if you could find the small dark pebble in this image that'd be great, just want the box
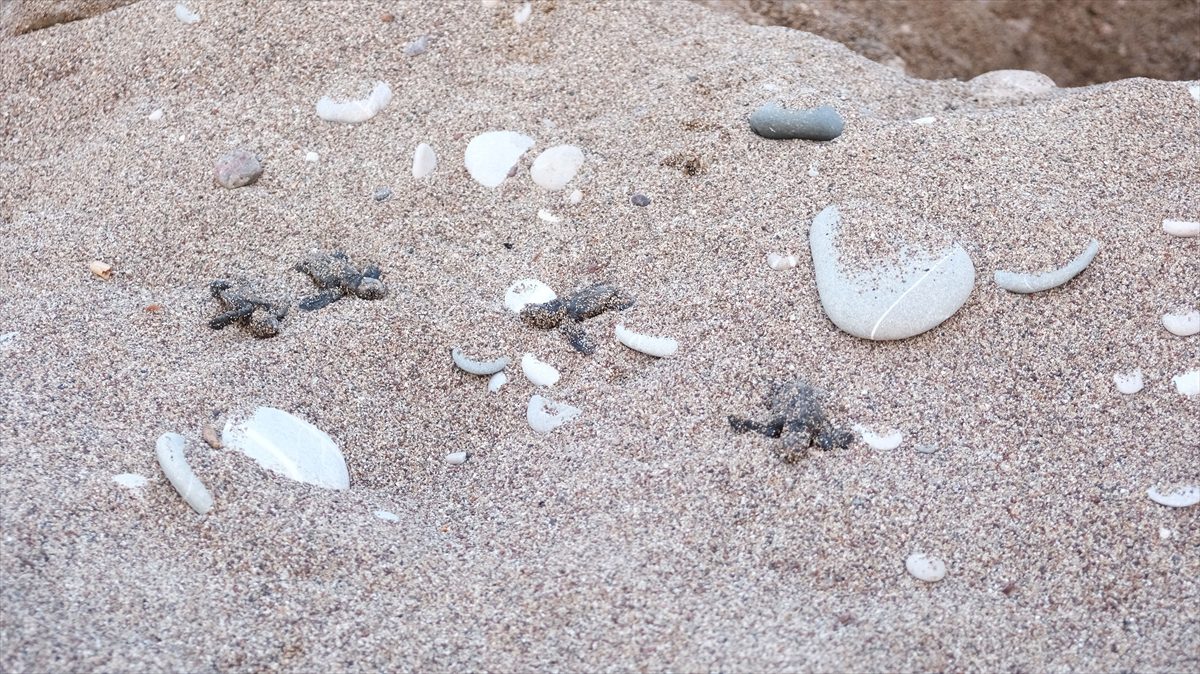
[630,194,650,207]
[503,242,514,250]
[373,187,392,202]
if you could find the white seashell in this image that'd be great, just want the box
[994,239,1099,294]
[113,473,148,489]
[537,209,561,224]
[155,432,214,514]
[412,142,437,178]
[1163,219,1200,237]
[174,4,200,24]
[1173,369,1199,396]
[766,253,798,271]
[521,354,560,387]
[404,35,431,57]
[1147,485,1200,508]
[1190,84,1200,102]
[315,81,392,124]
[905,552,946,582]
[504,278,556,312]
[615,324,678,358]
[568,189,583,205]
[912,116,936,125]
[807,163,819,177]
[488,371,508,393]
[1162,310,1200,337]
[148,109,164,122]
[304,151,319,163]
[451,347,509,376]
[513,1,532,24]
[1112,370,1144,395]
[854,425,903,450]
[464,131,535,188]
[530,145,584,190]
[0,332,17,351]
[222,407,350,490]
[374,510,400,522]
[445,452,468,465]
[527,394,581,434]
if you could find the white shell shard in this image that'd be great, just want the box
[412,142,437,178]
[853,425,903,450]
[537,209,561,224]
[464,131,535,188]
[445,451,468,465]
[905,552,946,582]
[174,4,200,24]
[304,151,319,163]
[113,473,148,489]
[766,253,798,271]
[0,331,17,351]
[451,347,509,376]
[1113,370,1144,395]
[488,371,508,393]
[912,116,936,125]
[568,189,583,205]
[809,205,975,340]
[148,108,164,122]
[374,510,400,522]
[1190,84,1200,102]
[1163,219,1200,237]
[222,407,350,490]
[615,324,678,358]
[521,353,560,387]
[155,432,214,515]
[1173,369,1200,396]
[513,1,532,24]
[315,81,392,124]
[1162,310,1200,337]
[504,278,556,312]
[994,239,1100,294]
[968,69,1055,101]
[527,395,581,434]
[1147,485,1200,508]
[530,145,584,190]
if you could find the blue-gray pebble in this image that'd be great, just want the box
[749,103,844,141]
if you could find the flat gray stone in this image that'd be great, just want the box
[809,205,975,340]
[749,103,844,141]
[213,149,262,189]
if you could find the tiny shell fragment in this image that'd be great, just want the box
[89,261,113,280]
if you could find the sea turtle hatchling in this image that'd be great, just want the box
[207,279,288,338]
[728,379,853,462]
[294,250,387,311]
[519,282,635,354]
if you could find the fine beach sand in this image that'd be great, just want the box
[1,1,1198,671]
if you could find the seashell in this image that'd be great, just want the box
[488,371,508,393]
[174,4,200,24]
[905,552,946,582]
[445,452,468,465]
[305,151,319,163]
[113,473,148,489]
[615,323,678,358]
[1162,310,1199,337]
[451,347,509,376]
[521,354,560,387]
[315,81,392,124]
[155,432,214,514]
[464,131,534,188]
[1173,369,1199,396]
[513,1,532,24]
[527,394,581,434]
[89,260,113,280]
[568,189,583,205]
[1112,370,1144,394]
[530,145,584,190]
[994,239,1099,294]
[504,278,556,312]
[854,425,902,450]
[412,142,437,178]
[222,407,349,490]
[1163,219,1200,237]
[1147,485,1200,508]
[374,510,400,522]
[148,109,164,121]
[766,253,798,271]
[537,209,561,224]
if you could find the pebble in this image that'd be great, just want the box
[222,407,350,490]
[568,189,583,205]
[969,69,1055,101]
[527,395,581,434]
[530,145,584,190]
[994,239,1099,294]
[112,473,148,489]
[1161,310,1199,337]
[155,433,214,515]
[1190,84,1200,102]
[809,205,975,340]
[1163,219,1200,237]
[504,278,556,312]
[89,260,113,280]
[213,149,263,189]
[630,193,650,207]
[749,103,844,141]
[0,332,17,351]
[374,510,400,522]
[914,444,939,454]
[521,353,560,387]
[537,209,561,224]
[412,142,437,178]
[1113,370,1144,394]
[464,131,534,188]
[1147,485,1200,508]
[807,163,819,177]
[1173,369,1199,396]
[766,253,798,271]
[905,552,947,582]
[912,116,936,125]
[305,151,319,163]
[513,1,532,24]
[315,81,392,124]
[445,452,468,465]
[373,186,392,202]
[148,108,164,121]
[854,425,903,450]
[404,35,430,57]
[174,3,200,24]
[488,371,508,393]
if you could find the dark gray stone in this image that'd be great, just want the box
[749,103,845,141]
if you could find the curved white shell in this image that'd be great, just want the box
[527,395,581,434]
[504,278,556,313]
[155,432,214,514]
[1147,485,1200,508]
[1173,369,1199,396]
[994,239,1099,294]
[615,324,678,358]
[1163,219,1200,237]
[905,552,946,582]
[1162,310,1200,337]
[854,425,903,450]
[488,371,508,393]
[1112,370,1144,395]
[530,145,584,190]
[315,81,392,124]
[766,253,798,271]
[222,407,349,490]
[521,354,560,387]
[412,143,438,178]
[451,348,509,376]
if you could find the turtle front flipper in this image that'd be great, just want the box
[560,321,596,355]
[209,302,254,330]
[728,416,785,438]
[298,290,342,311]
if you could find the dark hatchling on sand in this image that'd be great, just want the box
[207,279,289,338]
[520,282,634,354]
[295,250,387,311]
[728,379,854,462]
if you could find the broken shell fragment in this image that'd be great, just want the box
[1147,485,1200,508]
[615,324,678,358]
[504,278,556,312]
[222,407,350,490]
[854,425,903,450]
[905,552,946,582]
[1161,310,1199,337]
[527,394,581,434]
[412,142,437,178]
[89,260,113,280]
[1163,219,1200,237]
[1112,370,1144,395]
[766,253,798,271]
[994,239,1099,294]
[155,432,214,515]
[521,353,560,387]
[445,451,468,465]
[1173,369,1199,396]
[488,371,508,393]
[315,81,392,124]
[452,348,509,376]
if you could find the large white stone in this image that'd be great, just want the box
[222,407,349,490]
[530,145,584,190]
[464,131,534,188]
[809,205,976,340]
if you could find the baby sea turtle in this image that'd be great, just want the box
[520,282,634,354]
[294,250,386,311]
[728,379,853,462]
[207,279,288,338]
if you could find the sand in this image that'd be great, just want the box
[1,1,1198,671]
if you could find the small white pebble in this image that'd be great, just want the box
[1162,310,1200,337]
[112,473,148,488]
[521,353,560,387]
[488,371,508,393]
[807,163,819,177]
[513,1,532,24]
[1159,527,1173,540]
[445,451,468,465]
[412,142,437,178]
[1189,84,1200,102]
[766,252,798,271]
[537,209,561,224]
[1163,219,1200,237]
[304,151,319,163]
[905,552,946,582]
[854,425,903,450]
[1113,370,1144,394]
[568,189,583,205]
[374,510,400,522]
[174,3,200,24]
[912,116,936,125]
[1172,369,1199,396]
[148,109,164,122]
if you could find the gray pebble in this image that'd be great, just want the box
[213,149,263,189]
[914,444,939,454]
[630,193,650,207]
[749,103,844,141]
[373,187,392,202]
[404,34,430,57]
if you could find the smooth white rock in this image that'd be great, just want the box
[1173,369,1199,396]
[905,552,946,582]
[854,425,903,450]
[969,69,1055,100]
[912,116,936,125]
[113,473,148,489]
[174,4,200,24]
[1147,485,1200,508]
[222,407,349,490]
[527,395,581,434]
[1162,310,1200,337]
[568,189,583,205]
[148,109,164,122]
[513,1,532,24]
[374,510,400,522]
[766,253,798,271]
[530,145,584,190]
[521,354,560,387]
[1160,527,1173,540]
[315,81,392,124]
[412,142,437,178]
[451,348,509,376]
[1163,219,1200,237]
[615,324,678,358]
[488,371,508,393]
[1113,370,1144,395]
[1190,84,1200,102]
[304,151,319,163]
[504,278,556,312]
[445,452,468,465]
[464,131,534,188]
[807,163,819,177]
[994,239,1099,294]
[809,205,975,340]
[155,432,214,515]
[537,209,561,224]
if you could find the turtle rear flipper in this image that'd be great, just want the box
[561,322,596,355]
[208,302,254,330]
[299,290,342,311]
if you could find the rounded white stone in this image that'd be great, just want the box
[304,151,319,163]
[488,371,508,393]
[464,131,534,188]
[174,3,200,24]
[521,353,560,387]
[148,109,164,122]
[1162,310,1199,337]
[1172,369,1199,396]
[1163,219,1200,237]
[504,278,556,312]
[530,145,584,190]
[374,510,400,522]
[222,407,349,490]
[1113,370,1144,395]
[412,142,437,178]
[568,189,583,205]
[1147,485,1200,508]
[445,451,468,465]
[905,552,946,582]
[513,1,532,24]
[766,253,798,271]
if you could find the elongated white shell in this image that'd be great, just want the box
[1173,369,1200,396]
[1162,310,1200,337]
[994,239,1099,294]
[315,81,392,124]
[854,425,903,450]
[488,371,508,393]
[174,4,200,24]
[412,142,437,178]
[1163,219,1200,237]
[451,347,509,376]
[905,552,946,582]
[155,432,214,514]
[521,354,560,387]
[1147,485,1200,508]
[1113,370,1144,394]
[113,473,148,489]
[766,253,798,271]
[615,324,678,358]
[222,407,350,490]
[527,395,581,434]
[504,278,556,312]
